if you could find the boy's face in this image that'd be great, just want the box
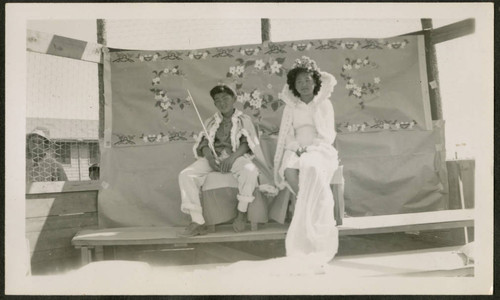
[28,135,50,155]
[213,92,236,115]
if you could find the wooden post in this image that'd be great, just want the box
[261,18,271,43]
[80,247,93,265]
[421,19,443,120]
[97,19,107,139]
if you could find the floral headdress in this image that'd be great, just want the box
[291,56,320,72]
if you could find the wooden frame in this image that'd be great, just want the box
[26,180,100,194]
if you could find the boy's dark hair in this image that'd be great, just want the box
[286,67,322,98]
[210,85,235,99]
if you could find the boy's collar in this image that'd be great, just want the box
[215,108,242,121]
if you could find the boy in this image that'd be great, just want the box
[26,127,68,182]
[178,84,268,237]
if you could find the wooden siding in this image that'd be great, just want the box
[26,190,99,274]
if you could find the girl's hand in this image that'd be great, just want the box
[295,146,307,157]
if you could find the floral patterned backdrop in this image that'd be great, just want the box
[106,35,431,147]
[98,35,445,227]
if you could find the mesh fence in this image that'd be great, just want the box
[26,51,100,182]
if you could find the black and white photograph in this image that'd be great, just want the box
[5,2,494,295]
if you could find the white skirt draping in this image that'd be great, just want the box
[285,143,339,264]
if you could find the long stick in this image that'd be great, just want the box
[186,89,219,161]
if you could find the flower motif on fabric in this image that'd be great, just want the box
[114,134,136,145]
[336,119,418,133]
[213,48,235,58]
[168,131,196,141]
[290,42,313,51]
[340,57,381,109]
[315,40,338,50]
[151,67,184,86]
[264,43,287,54]
[238,47,261,56]
[139,131,196,143]
[140,133,169,143]
[254,59,266,70]
[339,41,360,50]
[187,51,210,60]
[138,53,160,62]
[149,67,190,121]
[227,57,286,78]
[385,39,410,49]
[360,39,385,49]
[112,53,135,63]
[160,51,183,60]
[151,90,191,121]
[235,83,284,122]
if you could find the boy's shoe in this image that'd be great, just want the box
[232,211,247,232]
[178,222,209,237]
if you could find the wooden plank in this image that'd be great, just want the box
[26,212,98,232]
[28,226,99,252]
[27,29,103,64]
[430,18,475,45]
[73,223,289,247]
[340,220,473,236]
[26,191,97,218]
[72,209,474,247]
[26,180,100,194]
[340,209,474,231]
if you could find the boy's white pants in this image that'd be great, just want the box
[179,155,259,225]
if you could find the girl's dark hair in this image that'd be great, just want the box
[286,67,322,98]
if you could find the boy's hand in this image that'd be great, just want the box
[207,156,221,172]
[203,147,220,171]
[219,155,236,173]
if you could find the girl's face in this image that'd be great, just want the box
[295,72,315,98]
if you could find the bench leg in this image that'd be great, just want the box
[80,247,93,266]
[251,222,258,231]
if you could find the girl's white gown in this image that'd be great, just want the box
[274,71,340,264]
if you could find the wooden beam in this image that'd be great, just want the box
[261,18,271,43]
[395,18,475,46]
[430,18,475,45]
[97,19,107,140]
[26,193,97,218]
[27,29,103,64]
[26,180,100,194]
[421,18,443,120]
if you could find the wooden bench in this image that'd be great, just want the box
[72,208,474,265]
